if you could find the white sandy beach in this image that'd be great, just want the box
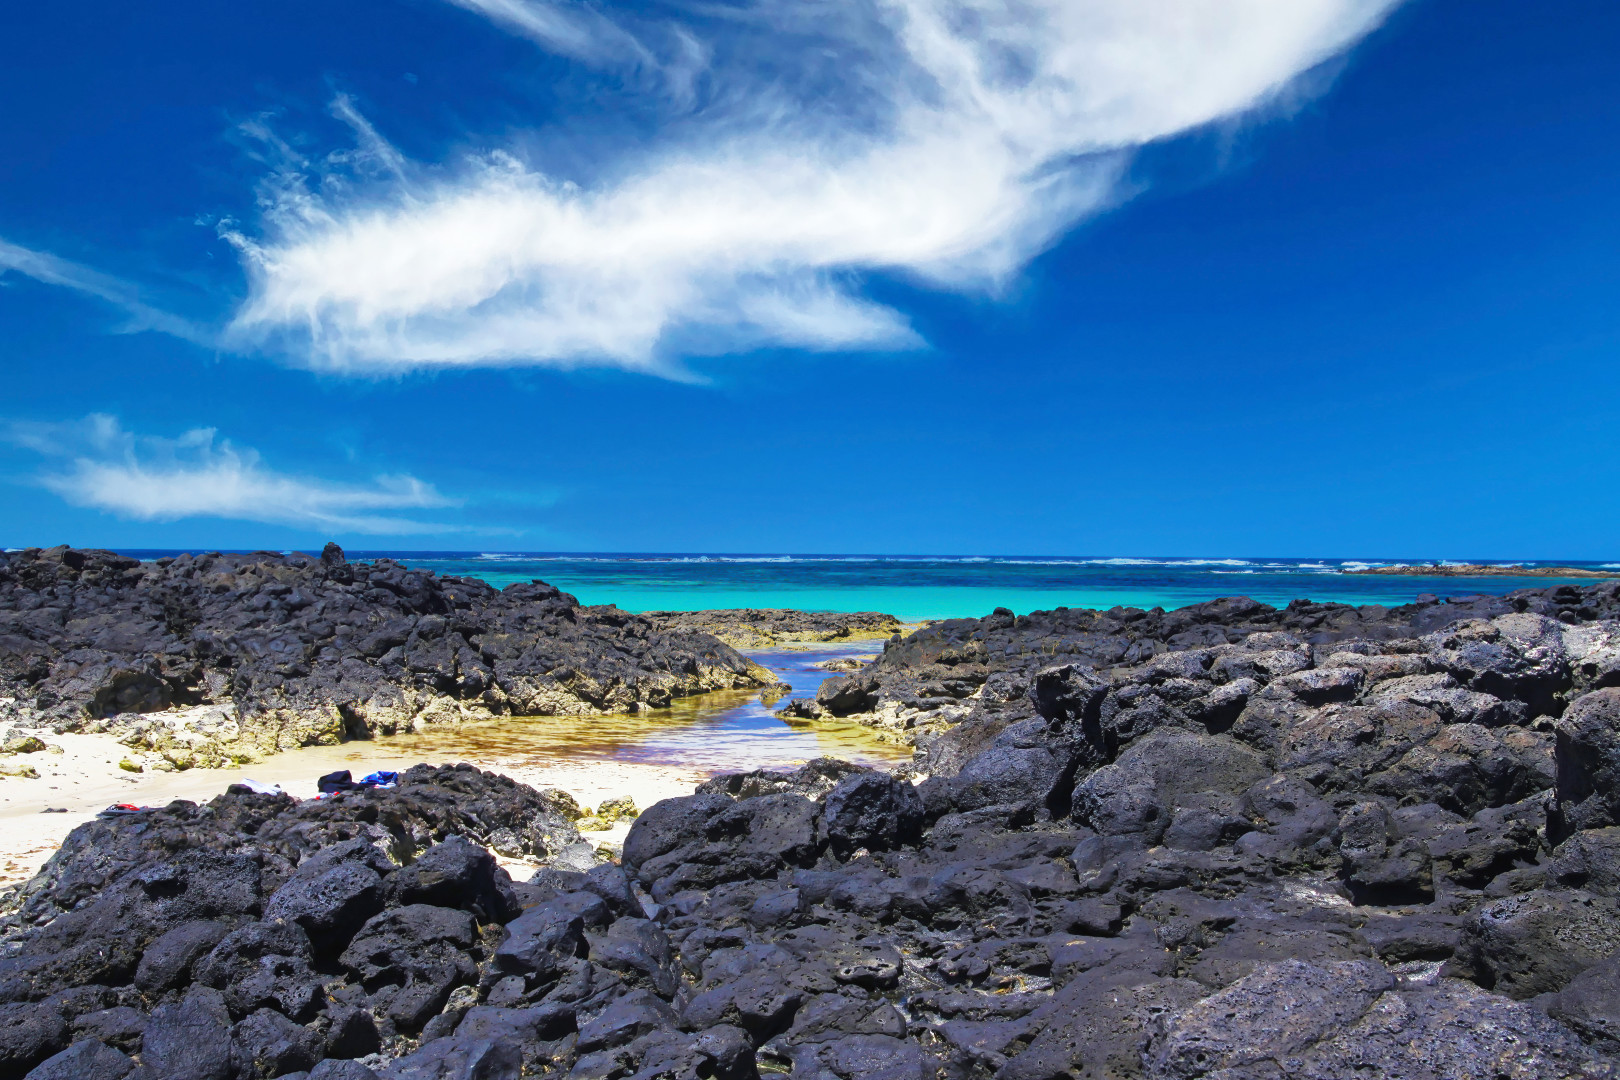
[0,731,708,890]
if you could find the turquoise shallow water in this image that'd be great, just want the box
[329,553,1615,622]
[364,640,911,774]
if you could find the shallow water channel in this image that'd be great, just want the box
[372,641,910,774]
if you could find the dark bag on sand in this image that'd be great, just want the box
[318,769,360,794]
[319,769,400,794]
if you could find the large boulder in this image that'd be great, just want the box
[821,774,923,857]
[134,920,232,993]
[942,719,1077,817]
[1147,960,1395,1078]
[1552,687,1620,839]
[588,918,679,998]
[997,968,1203,1080]
[310,1057,382,1078]
[1071,766,1169,846]
[576,990,681,1054]
[0,1002,68,1080]
[492,900,589,980]
[1337,800,1434,905]
[1432,614,1573,717]
[1548,952,1620,1051]
[229,1007,324,1078]
[20,1039,134,1080]
[340,906,479,1032]
[191,921,324,1021]
[1071,731,1268,843]
[622,793,733,870]
[379,1035,522,1080]
[1278,700,1444,791]
[1447,889,1620,998]
[1028,663,1108,733]
[1547,827,1620,896]
[140,988,236,1080]
[1146,959,1607,1080]
[1366,722,1554,816]
[263,838,393,950]
[628,792,828,901]
[384,835,519,924]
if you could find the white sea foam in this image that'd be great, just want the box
[1077,558,1165,566]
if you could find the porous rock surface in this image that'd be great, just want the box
[646,611,903,650]
[0,546,771,767]
[5,583,1620,1078]
[802,583,1620,745]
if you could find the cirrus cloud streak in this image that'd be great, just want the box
[227,0,1402,375]
[0,239,210,346]
[6,415,460,534]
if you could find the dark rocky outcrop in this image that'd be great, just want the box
[0,546,772,767]
[805,584,1620,746]
[3,582,1620,1078]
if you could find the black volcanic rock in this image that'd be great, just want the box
[809,583,1620,750]
[0,546,772,765]
[4,585,1620,1078]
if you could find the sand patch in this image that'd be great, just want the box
[0,730,705,890]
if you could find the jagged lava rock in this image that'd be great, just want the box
[0,545,772,766]
[0,585,1619,1078]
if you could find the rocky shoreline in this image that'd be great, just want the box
[0,546,773,774]
[643,611,904,651]
[0,577,1619,1076]
[792,584,1620,745]
[1345,563,1619,578]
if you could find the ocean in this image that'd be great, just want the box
[118,551,1619,622]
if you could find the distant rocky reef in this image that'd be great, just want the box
[0,545,772,770]
[646,609,904,650]
[1346,563,1619,577]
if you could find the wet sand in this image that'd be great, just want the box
[0,643,905,889]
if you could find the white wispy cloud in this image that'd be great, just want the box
[6,414,460,534]
[222,0,1401,375]
[447,0,655,69]
[444,0,711,105]
[0,239,211,346]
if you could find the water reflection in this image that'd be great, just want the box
[371,642,908,775]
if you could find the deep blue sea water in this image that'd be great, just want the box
[114,551,1620,622]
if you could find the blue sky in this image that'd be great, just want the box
[1,0,1616,558]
